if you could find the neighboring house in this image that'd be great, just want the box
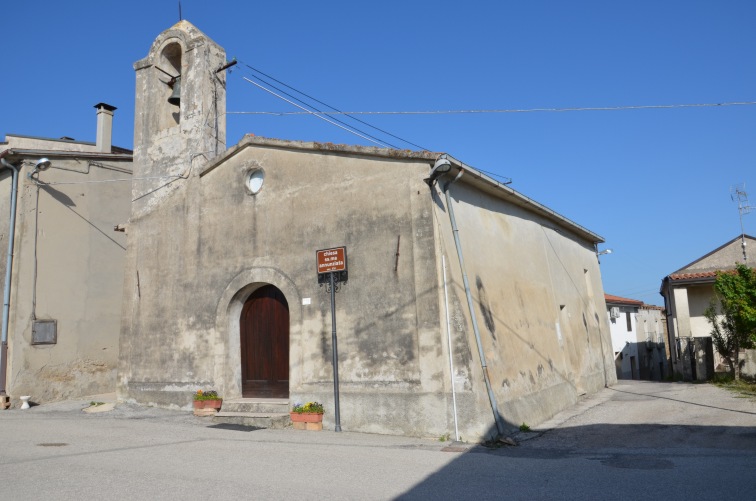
[605,294,666,380]
[116,20,617,441]
[605,294,643,379]
[0,105,132,402]
[660,234,756,380]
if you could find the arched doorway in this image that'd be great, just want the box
[240,285,289,398]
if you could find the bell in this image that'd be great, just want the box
[168,76,181,106]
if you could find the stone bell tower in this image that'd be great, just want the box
[132,20,227,213]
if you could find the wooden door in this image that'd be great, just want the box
[240,285,289,398]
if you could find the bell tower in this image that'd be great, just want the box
[132,21,227,211]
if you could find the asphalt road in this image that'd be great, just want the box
[0,380,754,500]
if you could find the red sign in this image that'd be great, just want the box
[317,247,347,274]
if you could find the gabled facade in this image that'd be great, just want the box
[1,105,133,402]
[116,21,617,440]
[660,235,756,380]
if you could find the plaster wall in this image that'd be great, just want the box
[635,308,666,380]
[686,284,715,337]
[607,307,636,352]
[672,287,692,338]
[2,157,132,401]
[431,179,614,434]
[677,237,756,273]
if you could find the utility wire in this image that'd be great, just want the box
[239,67,401,149]
[240,62,431,151]
[228,100,756,116]
[242,77,396,149]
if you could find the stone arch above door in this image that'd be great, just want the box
[214,268,302,400]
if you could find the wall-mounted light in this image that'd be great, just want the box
[597,249,613,256]
[28,158,52,179]
[427,155,453,185]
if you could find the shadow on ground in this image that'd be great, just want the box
[396,420,756,500]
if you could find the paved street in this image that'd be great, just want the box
[0,380,754,500]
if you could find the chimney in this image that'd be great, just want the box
[94,103,117,153]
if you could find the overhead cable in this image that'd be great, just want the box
[242,77,396,149]
[241,63,430,151]
[228,100,756,116]
[241,70,400,149]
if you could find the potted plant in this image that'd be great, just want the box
[193,389,223,416]
[290,401,324,430]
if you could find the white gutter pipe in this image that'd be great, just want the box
[0,157,19,394]
[435,162,506,438]
[442,255,460,441]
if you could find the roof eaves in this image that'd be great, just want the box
[199,136,604,244]
[3,148,132,161]
[444,154,605,244]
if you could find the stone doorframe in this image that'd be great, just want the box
[214,267,302,400]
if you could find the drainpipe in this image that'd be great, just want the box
[437,166,506,438]
[0,156,19,394]
[442,255,460,441]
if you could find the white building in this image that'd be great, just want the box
[605,294,666,380]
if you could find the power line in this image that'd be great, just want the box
[242,77,396,149]
[240,67,402,149]
[228,100,756,116]
[240,63,431,151]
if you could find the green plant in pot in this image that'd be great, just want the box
[290,401,324,427]
[193,389,223,410]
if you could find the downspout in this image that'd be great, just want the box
[442,255,460,441]
[439,168,506,437]
[0,156,19,394]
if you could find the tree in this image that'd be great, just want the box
[704,264,756,380]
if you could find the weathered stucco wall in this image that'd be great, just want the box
[3,157,132,401]
[635,307,666,380]
[431,178,615,435]
[132,19,226,212]
[676,236,756,273]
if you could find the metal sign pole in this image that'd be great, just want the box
[329,271,342,432]
[316,247,347,432]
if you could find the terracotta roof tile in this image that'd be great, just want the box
[604,293,644,306]
[669,271,719,281]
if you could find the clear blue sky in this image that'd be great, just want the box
[3,1,754,306]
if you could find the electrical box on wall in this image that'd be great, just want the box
[32,320,57,345]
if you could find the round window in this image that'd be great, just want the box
[246,169,264,195]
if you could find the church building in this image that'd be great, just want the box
[116,20,616,440]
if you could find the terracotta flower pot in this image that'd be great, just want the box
[290,412,323,423]
[193,399,223,410]
[290,411,324,430]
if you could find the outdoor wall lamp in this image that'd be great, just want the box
[597,249,613,256]
[427,155,453,185]
[28,158,51,179]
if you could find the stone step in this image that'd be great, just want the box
[212,411,291,429]
[220,398,289,414]
[210,398,292,430]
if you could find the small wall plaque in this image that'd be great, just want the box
[32,320,57,345]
